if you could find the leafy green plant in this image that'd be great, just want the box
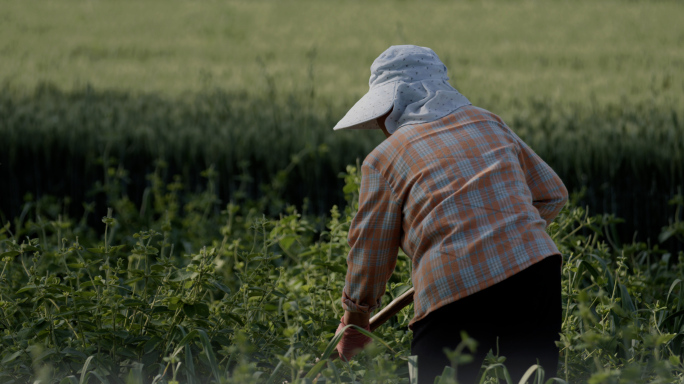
[1,83,682,243]
[1,164,684,383]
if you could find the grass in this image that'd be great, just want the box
[1,85,682,244]
[1,3,684,380]
[0,164,683,383]
[1,0,683,242]
[1,0,683,110]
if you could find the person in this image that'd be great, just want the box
[332,45,568,383]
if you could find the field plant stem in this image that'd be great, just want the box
[0,311,15,338]
[563,253,576,383]
[75,312,87,349]
[246,221,269,282]
[4,223,15,243]
[104,208,113,253]
[46,299,59,351]
[57,215,62,249]
[327,224,344,319]
[0,259,8,281]
[19,255,30,277]
[75,250,98,299]
[140,286,164,336]
[0,301,8,327]
[246,268,282,327]
[47,297,80,342]
[188,248,206,302]
[604,259,621,334]
[160,230,169,260]
[36,214,48,250]
[558,209,590,243]
[161,308,184,359]
[305,273,316,315]
[1,295,28,324]
[250,222,258,254]
[233,241,241,277]
[143,234,155,303]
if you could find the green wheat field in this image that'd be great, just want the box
[1,0,684,383]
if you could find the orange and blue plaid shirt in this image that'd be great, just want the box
[342,105,568,327]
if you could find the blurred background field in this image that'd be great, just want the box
[1,0,683,242]
[2,0,683,104]
[2,1,684,383]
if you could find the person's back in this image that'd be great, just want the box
[360,105,566,327]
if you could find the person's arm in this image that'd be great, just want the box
[335,162,402,360]
[517,141,569,225]
[342,162,402,317]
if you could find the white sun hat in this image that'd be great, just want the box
[333,45,470,134]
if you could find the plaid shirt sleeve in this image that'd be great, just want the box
[517,141,568,225]
[341,163,402,314]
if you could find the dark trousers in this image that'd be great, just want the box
[411,255,562,384]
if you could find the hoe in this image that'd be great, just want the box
[321,286,415,362]
[306,287,415,380]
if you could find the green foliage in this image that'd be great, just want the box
[660,191,684,245]
[548,193,684,384]
[2,1,683,381]
[1,0,684,241]
[1,84,682,242]
[1,164,684,383]
[1,0,682,109]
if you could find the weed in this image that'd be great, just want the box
[0,164,683,383]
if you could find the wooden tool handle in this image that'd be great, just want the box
[319,286,416,369]
[369,286,415,331]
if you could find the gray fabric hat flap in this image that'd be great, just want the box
[333,45,470,133]
[332,82,396,130]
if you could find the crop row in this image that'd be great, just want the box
[1,165,683,383]
[1,84,682,243]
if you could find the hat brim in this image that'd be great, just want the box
[333,82,396,130]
